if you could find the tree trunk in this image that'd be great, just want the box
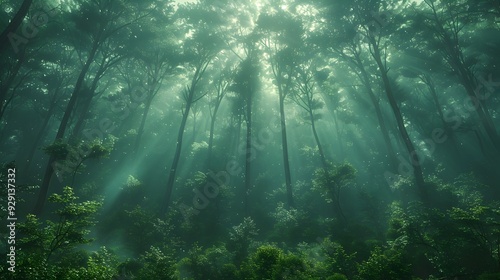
[423,75,461,155]
[164,58,210,212]
[207,102,220,166]
[429,3,500,151]
[191,109,197,145]
[0,0,33,52]
[333,110,343,160]
[244,93,252,216]
[0,47,26,120]
[34,39,100,215]
[134,95,153,151]
[69,55,109,141]
[164,89,193,212]
[354,53,398,170]
[459,69,500,151]
[309,110,328,168]
[24,90,60,172]
[369,38,427,199]
[278,91,294,209]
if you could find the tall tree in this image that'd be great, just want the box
[411,0,500,151]
[163,27,224,212]
[230,50,260,216]
[0,0,34,52]
[34,0,162,214]
[206,64,233,165]
[313,0,398,171]
[292,58,329,168]
[361,0,427,196]
[257,9,305,209]
[315,0,427,196]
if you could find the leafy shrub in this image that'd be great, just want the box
[65,247,119,280]
[319,237,357,278]
[12,186,102,279]
[136,246,175,280]
[356,247,411,280]
[241,245,313,280]
[178,244,233,280]
[228,217,259,264]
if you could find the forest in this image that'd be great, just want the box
[1,0,500,279]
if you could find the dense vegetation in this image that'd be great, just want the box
[1,0,500,279]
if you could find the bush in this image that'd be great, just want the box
[356,247,411,280]
[241,245,313,280]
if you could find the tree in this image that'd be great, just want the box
[410,0,500,152]
[292,58,329,168]
[34,0,163,214]
[164,24,224,212]
[0,0,34,52]
[231,52,260,216]
[133,44,180,151]
[257,9,304,209]
[206,63,234,165]
[313,0,400,171]
[15,186,102,278]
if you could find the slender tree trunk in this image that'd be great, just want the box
[207,102,220,165]
[191,109,197,145]
[244,93,252,216]
[355,54,398,170]
[232,113,242,156]
[370,39,427,199]
[34,38,100,215]
[459,69,500,151]
[429,3,500,150]
[134,96,153,151]
[0,47,26,120]
[309,110,327,168]
[70,94,93,141]
[70,56,109,140]
[333,110,343,160]
[423,75,460,155]
[164,59,209,212]
[164,91,193,212]
[0,0,33,52]
[25,90,60,171]
[278,91,294,209]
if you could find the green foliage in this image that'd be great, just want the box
[43,140,70,159]
[356,247,412,280]
[65,247,119,280]
[20,187,102,260]
[178,244,234,280]
[270,202,305,241]
[87,143,110,159]
[319,237,357,278]
[228,217,259,264]
[44,141,110,161]
[12,186,102,279]
[313,162,356,204]
[478,273,500,280]
[125,175,142,189]
[136,246,175,280]
[327,274,348,280]
[241,245,312,280]
[387,174,500,277]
